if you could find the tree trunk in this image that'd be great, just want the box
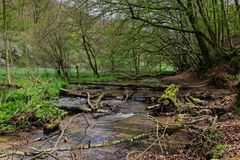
[196,0,222,54]
[185,0,212,67]
[82,35,100,78]
[3,0,11,85]
[221,0,233,49]
[110,53,115,73]
[75,66,80,79]
[234,0,240,31]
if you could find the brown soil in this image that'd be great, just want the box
[127,71,240,160]
[162,71,208,87]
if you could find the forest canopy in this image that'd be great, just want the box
[1,0,240,81]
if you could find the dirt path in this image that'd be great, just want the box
[161,71,208,87]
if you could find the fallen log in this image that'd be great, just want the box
[60,88,88,98]
[78,82,169,91]
[57,105,92,112]
[56,104,110,114]
[77,82,206,90]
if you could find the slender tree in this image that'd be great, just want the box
[3,0,11,84]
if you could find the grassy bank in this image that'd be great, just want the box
[0,67,121,84]
[0,78,68,133]
[0,67,120,133]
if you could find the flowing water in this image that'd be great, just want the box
[0,85,186,160]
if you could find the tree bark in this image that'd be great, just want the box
[82,35,100,78]
[3,0,11,85]
[184,0,212,67]
[220,0,233,49]
[75,66,80,79]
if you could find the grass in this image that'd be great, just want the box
[0,67,120,84]
[0,77,68,133]
[0,67,120,133]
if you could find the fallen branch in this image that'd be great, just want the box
[0,124,183,159]
[57,105,92,112]
[95,93,104,109]
[87,92,96,110]
[60,88,87,98]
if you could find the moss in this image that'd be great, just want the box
[188,96,204,104]
[175,114,185,123]
[159,84,179,106]
[43,118,61,134]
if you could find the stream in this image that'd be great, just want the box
[0,83,186,160]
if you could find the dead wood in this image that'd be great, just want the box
[57,105,92,112]
[0,124,183,159]
[60,88,88,98]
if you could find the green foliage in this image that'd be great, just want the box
[207,145,226,159]
[223,74,231,82]
[0,124,14,133]
[236,73,240,81]
[0,78,68,133]
[234,106,240,116]
[35,104,66,119]
[44,79,68,99]
[202,128,222,142]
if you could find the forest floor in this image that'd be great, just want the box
[0,71,240,160]
[127,71,240,160]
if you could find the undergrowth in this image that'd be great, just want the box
[0,78,68,133]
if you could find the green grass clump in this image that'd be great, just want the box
[234,106,240,116]
[0,78,68,133]
[44,79,68,99]
[207,145,226,159]
[35,104,67,119]
[202,128,223,142]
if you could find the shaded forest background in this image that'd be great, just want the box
[1,0,240,82]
